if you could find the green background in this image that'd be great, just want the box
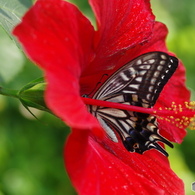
[0,0,195,194]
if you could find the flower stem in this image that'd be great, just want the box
[0,87,19,99]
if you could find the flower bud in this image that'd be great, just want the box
[18,77,51,113]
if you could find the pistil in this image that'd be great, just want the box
[82,97,195,130]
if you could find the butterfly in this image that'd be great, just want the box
[88,52,178,156]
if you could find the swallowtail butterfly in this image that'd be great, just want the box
[88,52,178,156]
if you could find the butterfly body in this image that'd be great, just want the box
[88,52,178,156]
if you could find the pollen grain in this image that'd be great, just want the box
[156,101,195,130]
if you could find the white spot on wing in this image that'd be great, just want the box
[115,83,120,87]
[123,90,136,94]
[135,77,142,82]
[154,71,160,77]
[160,60,165,65]
[129,84,139,89]
[106,95,124,103]
[147,123,156,132]
[126,119,136,128]
[149,86,154,92]
[136,59,142,65]
[157,65,163,71]
[139,65,151,69]
[132,94,138,102]
[142,103,149,108]
[150,78,156,84]
[148,59,155,64]
[139,70,147,75]
[161,54,167,60]
[99,108,127,118]
[129,68,137,76]
[130,117,137,122]
[97,116,118,142]
[146,94,151,100]
[120,120,130,131]
[120,72,129,81]
[149,136,155,141]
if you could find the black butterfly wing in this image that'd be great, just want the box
[123,52,178,107]
[94,52,178,107]
[90,52,178,156]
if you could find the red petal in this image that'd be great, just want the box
[13,0,100,129]
[91,0,154,52]
[85,0,155,74]
[80,22,170,95]
[65,129,184,195]
[138,22,169,53]
[114,22,170,68]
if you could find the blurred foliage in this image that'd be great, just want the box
[0,0,33,45]
[153,1,195,194]
[0,25,76,194]
[0,0,195,194]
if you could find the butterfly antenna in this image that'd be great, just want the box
[83,74,109,97]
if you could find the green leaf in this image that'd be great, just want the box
[0,0,33,41]
[0,27,25,83]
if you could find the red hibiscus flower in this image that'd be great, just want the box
[13,0,194,194]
